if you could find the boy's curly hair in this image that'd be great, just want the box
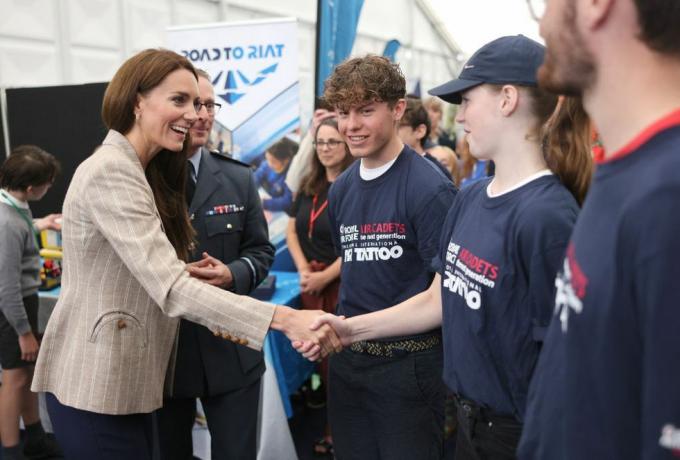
[323,55,406,110]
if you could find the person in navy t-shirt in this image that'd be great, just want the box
[398,97,454,181]
[300,36,593,459]
[517,1,680,458]
[309,55,457,460]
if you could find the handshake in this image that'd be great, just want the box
[187,254,352,360]
[274,308,354,361]
[214,308,353,361]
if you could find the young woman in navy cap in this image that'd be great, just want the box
[297,35,593,459]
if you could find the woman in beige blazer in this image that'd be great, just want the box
[30,49,340,460]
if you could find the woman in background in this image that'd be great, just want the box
[286,117,354,456]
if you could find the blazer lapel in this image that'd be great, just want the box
[102,130,165,232]
[189,148,220,213]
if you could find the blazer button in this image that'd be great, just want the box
[117,319,127,330]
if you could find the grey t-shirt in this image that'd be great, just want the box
[0,201,41,335]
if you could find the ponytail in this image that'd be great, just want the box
[528,88,594,205]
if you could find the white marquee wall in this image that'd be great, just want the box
[0,0,462,127]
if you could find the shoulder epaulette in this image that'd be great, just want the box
[209,150,251,168]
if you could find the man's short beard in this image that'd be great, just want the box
[538,1,596,96]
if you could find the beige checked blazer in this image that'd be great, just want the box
[32,130,275,415]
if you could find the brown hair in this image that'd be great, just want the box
[516,86,592,204]
[0,145,61,191]
[539,94,593,205]
[323,55,406,110]
[267,137,298,162]
[633,0,680,56]
[401,98,431,148]
[454,138,476,188]
[300,118,355,196]
[423,97,443,115]
[101,48,197,261]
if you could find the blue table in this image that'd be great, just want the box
[37,270,312,418]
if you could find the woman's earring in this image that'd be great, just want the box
[135,112,141,122]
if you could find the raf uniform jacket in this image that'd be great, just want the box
[31,130,275,415]
[171,148,274,397]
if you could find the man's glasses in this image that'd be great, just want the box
[195,101,222,115]
[526,0,546,22]
[313,139,345,149]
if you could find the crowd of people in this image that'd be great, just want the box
[1,0,679,459]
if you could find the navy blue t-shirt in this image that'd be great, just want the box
[519,111,680,459]
[328,145,457,318]
[438,174,578,420]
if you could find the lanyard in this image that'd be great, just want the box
[307,194,328,239]
[0,190,40,250]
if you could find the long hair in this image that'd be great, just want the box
[539,94,593,205]
[526,89,593,204]
[454,137,476,188]
[101,48,196,261]
[300,118,354,196]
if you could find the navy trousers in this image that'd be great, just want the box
[45,393,156,460]
[156,378,261,460]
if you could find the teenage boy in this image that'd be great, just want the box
[520,0,680,458]
[323,55,457,460]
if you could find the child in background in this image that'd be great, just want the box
[253,137,297,213]
[0,145,62,460]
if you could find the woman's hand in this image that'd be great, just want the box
[312,109,336,131]
[300,270,331,296]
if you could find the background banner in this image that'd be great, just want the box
[168,18,300,164]
[315,0,364,99]
[168,18,301,246]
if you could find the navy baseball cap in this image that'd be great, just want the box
[429,35,545,104]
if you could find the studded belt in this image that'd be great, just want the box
[349,333,441,357]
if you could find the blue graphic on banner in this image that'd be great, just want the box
[213,63,279,105]
[316,0,364,97]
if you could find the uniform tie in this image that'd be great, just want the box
[185,161,196,206]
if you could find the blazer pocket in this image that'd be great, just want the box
[205,214,243,237]
[88,310,148,348]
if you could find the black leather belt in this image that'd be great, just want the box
[349,333,441,357]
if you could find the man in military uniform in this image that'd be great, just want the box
[156,69,275,460]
